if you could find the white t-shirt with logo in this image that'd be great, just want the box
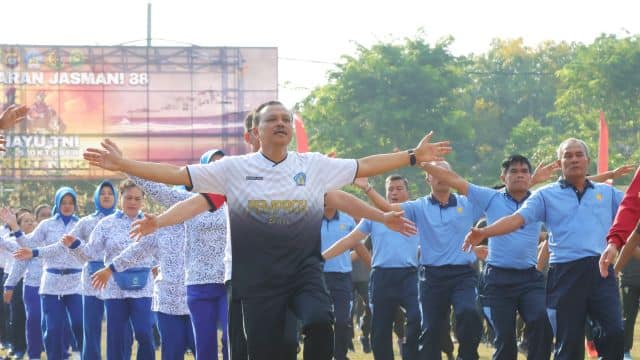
[187,151,357,298]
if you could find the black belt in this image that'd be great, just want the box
[47,268,82,275]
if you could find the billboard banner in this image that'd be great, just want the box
[0,45,278,179]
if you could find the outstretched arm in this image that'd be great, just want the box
[325,190,416,236]
[84,139,191,186]
[130,195,211,240]
[0,104,28,130]
[588,164,635,183]
[419,161,469,195]
[356,131,451,177]
[353,178,402,212]
[463,214,525,251]
[323,229,368,261]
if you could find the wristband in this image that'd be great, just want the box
[408,149,417,166]
[364,185,373,193]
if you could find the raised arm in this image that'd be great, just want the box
[130,195,210,240]
[419,161,469,195]
[129,176,191,208]
[84,139,191,187]
[353,178,402,212]
[323,229,368,261]
[325,190,416,237]
[0,104,28,130]
[588,164,635,183]
[462,214,525,252]
[356,131,451,178]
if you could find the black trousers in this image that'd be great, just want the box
[621,283,640,353]
[325,272,352,360]
[241,269,334,360]
[226,280,300,360]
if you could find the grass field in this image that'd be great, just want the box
[2,324,638,359]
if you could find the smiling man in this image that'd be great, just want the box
[83,100,451,359]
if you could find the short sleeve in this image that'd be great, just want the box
[313,154,358,191]
[400,199,421,223]
[186,158,229,194]
[515,189,546,225]
[355,218,373,235]
[467,184,498,211]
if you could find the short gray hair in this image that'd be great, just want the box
[556,138,589,159]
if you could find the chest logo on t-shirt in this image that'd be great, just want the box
[595,193,603,201]
[294,172,306,186]
[457,206,463,214]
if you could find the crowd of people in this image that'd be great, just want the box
[2,100,640,360]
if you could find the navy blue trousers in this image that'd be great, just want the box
[546,256,624,360]
[369,267,420,360]
[156,312,195,360]
[324,272,352,360]
[41,294,83,360]
[419,265,482,360]
[23,285,43,359]
[105,297,154,360]
[187,283,228,360]
[82,295,103,360]
[479,265,552,360]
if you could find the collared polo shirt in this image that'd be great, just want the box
[516,179,623,263]
[321,211,356,273]
[401,193,483,266]
[467,184,541,269]
[356,218,418,268]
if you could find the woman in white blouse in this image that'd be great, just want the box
[13,187,84,360]
[62,180,155,360]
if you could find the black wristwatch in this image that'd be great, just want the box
[408,149,417,166]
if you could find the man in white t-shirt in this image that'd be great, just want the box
[84,100,451,359]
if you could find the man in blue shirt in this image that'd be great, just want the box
[464,138,625,360]
[324,174,422,360]
[420,155,553,360]
[321,206,358,360]
[360,163,484,360]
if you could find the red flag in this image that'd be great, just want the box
[598,110,609,175]
[294,113,309,153]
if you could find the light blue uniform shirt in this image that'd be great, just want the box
[516,180,623,264]
[467,184,541,269]
[401,193,483,266]
[356,219,419,268]
[321,211,356,273]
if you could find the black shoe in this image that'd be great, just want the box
[359,335,371,353]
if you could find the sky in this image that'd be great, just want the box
[1,0,638,107]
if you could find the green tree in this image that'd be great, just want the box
[299,35,470,194]
[554,34,640,174]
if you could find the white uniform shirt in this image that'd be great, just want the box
[187,151,357,298]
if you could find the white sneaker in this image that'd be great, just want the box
[70,351,81,360]
[624,352,633,360]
